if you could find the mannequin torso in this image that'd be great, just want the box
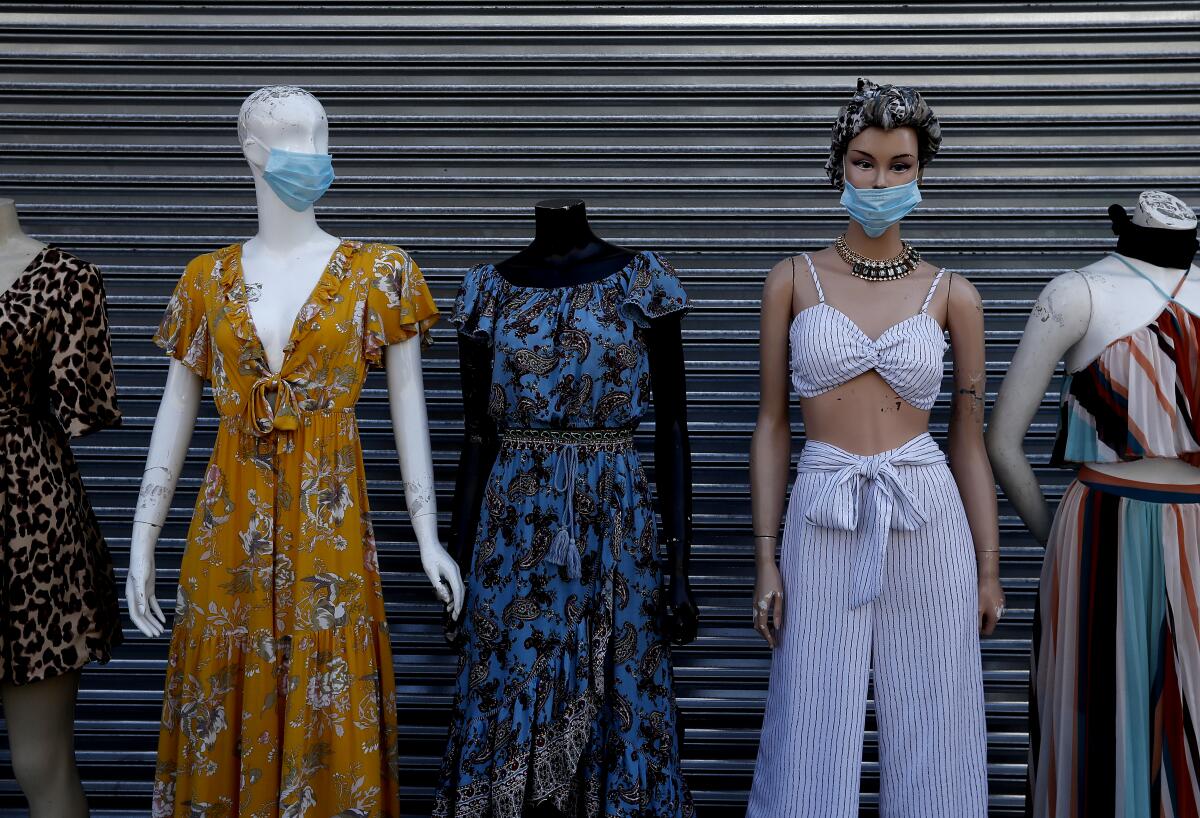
[988,192,1200,543]
[127,85,463,641]
[1064,255,1200,484]
[790,246,950,455]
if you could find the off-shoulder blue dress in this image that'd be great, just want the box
[435,250,695,818]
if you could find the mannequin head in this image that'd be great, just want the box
[826,78,941,192]
[1109,190,1198,270]
[238,86,329,168]
[843,126,921,191]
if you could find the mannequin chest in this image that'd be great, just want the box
[240,240,339,372]
[1065,262,1200,372]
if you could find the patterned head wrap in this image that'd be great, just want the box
[825,78,942,191]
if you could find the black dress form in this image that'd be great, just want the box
[449,198,699,644]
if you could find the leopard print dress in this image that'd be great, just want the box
[0,246,122,685]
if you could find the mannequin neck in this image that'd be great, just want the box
[841,219,905,259]
[0,199,46,257]
[495,199,633,287]
[530,199,602,256]
[248,168,333,255]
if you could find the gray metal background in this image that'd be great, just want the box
[1,2,1198,816]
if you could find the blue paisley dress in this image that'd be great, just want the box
[435,250,695,818]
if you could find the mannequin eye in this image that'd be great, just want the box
[891,162,913,173]
[853,159,874,170]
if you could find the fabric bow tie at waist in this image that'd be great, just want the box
[245,372,301,436]
[499,427,636,580]
[799,434,946,608]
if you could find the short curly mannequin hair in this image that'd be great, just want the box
[825,78,942,191]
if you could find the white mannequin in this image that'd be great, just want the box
[0,198,89,817]
[987,191,1200,543]
[126,86,463,639]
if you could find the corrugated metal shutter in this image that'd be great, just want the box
[2,3,1197,815]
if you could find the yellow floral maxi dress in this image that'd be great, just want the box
[150,240,438,818]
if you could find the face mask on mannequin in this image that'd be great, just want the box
[839,171,923,238]
[246,137,335,212]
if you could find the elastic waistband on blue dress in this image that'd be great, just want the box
[499,427,635,452]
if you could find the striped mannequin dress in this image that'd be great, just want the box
[1030,255,1200,818]
[747,254,989,818]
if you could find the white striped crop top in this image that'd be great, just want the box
[788,252,948,411]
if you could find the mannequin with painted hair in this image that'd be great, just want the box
[988,191,1200,817]
[129,85,461,817]
[746,78,995,816]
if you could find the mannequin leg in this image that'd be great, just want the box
[1,669,88,818]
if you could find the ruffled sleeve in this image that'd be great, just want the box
[450,263,504,346]
[48,258,122,437]
[620,250,690,328]
[154,254,212,380]
[362,244,440,367]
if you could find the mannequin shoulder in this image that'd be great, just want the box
[1035,270,1093,317]
[762,253,807,303]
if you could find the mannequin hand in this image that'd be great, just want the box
[126,532,167,638]
[978,575,1005,637]
[753,560,785,648]
[420,541,464,620]
[662,569,699,645]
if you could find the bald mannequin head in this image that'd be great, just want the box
[238,86,329,161]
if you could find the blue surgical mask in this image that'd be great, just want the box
[840,178,922,238]
[259,147,335,212]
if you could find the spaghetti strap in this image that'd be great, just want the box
[920,268,947,314]
[1109,251,1192,303]
[801,252,825,303]
[1171,269,1189,298]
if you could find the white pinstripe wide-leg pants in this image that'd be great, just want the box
[747,435,989,818]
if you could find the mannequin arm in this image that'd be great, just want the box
[749,259,793,648]
[944,274,1005,635]
[448,335,499,573]
[985,272,1091,544]
[645,314,699,645]
[127,359,201,637]
[385,337,464,619]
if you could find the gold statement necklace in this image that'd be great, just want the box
[834,233,921,281]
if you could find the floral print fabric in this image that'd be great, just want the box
[151,240,437,818]
[435,250,696,818]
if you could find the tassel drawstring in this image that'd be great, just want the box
[546,444,581,578]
